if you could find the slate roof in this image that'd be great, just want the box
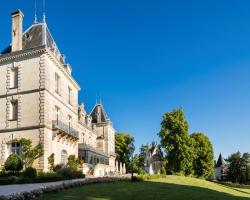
[90,103,109,124]
[216,153,225,167]
[1,22,65,64]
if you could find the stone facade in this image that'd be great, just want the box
[144,142,163,175]
[0,10,122,176]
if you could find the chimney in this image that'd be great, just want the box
[11,10,24,52]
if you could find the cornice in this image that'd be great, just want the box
[0,46,46,64]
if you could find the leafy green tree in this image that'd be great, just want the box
[190,132,214,179]
[4,153,23,173]
[158,108,193,175]
[241,153,250,183]
[227,152,250,183]
[139,144,148,168]
[19,138,44,168]
[115,133,134,170]
[226,152,242,183]
[132,154,142,173]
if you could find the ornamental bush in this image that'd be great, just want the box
[67,155,79,170]
[57,167,84,179]
[48,153,55,171]
[23,167,37,179]
[4,154,23,173]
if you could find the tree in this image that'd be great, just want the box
[241,153,250,183]
[190,132,214,179]
[19,138,44,168]
[226,152,242,183]
[132,154,143,174]
[158,108,193,175]
[139,144,148,168]
[227,152,250,184]
[4,153,23,173]
[115,133,134,171]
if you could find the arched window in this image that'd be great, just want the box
[61,150,68,165]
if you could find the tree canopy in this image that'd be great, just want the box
[115,133,134,170]
[190,132,214,179]
[226,152,250,183]
[19,138,44,168]
[158,108,193,175]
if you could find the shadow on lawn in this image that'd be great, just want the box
[37,181,250,200]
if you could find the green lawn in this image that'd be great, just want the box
[36,176,250,200]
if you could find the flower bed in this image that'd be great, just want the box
[0,176,130,200]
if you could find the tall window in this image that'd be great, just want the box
[68,86,72,105]
[10,68,18,88]
[11,142,21,155]
[61,150,68,165]
[55,73,60,94]
[55,106,60,122]
[10,100,18,121]
[68,115,72,133]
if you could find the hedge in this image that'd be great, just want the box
[0,172,85,185]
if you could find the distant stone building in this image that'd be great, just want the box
[215,153,227,181]
[0,9,123,176]
[144,142,163,174]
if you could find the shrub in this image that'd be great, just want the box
[134,174,167,181]
[138,168,145,175]
[57,167,84,179]
[161,167,166,175]
[67,155,79,170]
[23,167,37,179]
[34,172,65,183]
[48,153,55,171]
[4,154,23,173]
[215,181,250,189]
[54,164,64,172]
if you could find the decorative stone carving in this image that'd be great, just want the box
[78,102,86,122]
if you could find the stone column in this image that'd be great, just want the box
[116,160,119,173]
[120,162,123,174]
[123,163,126,174]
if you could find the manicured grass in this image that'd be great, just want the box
[36,175,250,200]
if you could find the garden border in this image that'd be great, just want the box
[0,176,130,200]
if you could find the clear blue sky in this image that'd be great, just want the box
[1,0,250,158]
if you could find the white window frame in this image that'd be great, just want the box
[11,142,21,155]
[10,67,18,89]
[55,73,60,95]
[61,150,68,165]
[10,100,18,121]
[68,86,72,105]
[55,106,60,122]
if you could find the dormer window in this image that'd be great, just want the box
[10,67,18,89]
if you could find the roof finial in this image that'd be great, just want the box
[95,94,98,105]
[43,0,46,23]
[34,0,38,23]
[100,95,102,105]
